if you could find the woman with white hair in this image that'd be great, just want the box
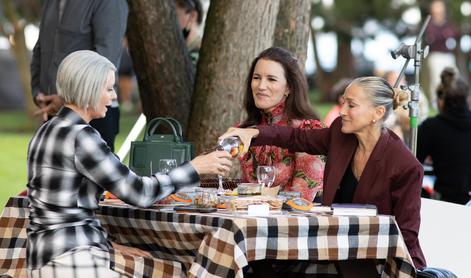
[26,50,232,277]
[221,76,426,274]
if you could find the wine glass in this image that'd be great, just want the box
[216,136,243,194]
[159,159,177,174]
[257,166,275,187]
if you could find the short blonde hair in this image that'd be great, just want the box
[56,50,116,110]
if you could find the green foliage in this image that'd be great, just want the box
[0,132,29,207]
[311,0,414,37]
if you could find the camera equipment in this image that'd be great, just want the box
[390,15,431,155]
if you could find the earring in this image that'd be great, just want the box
[372,119,376,123]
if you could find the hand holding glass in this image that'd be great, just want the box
[216,136,242,194]
[159,159,177,174]
[257,166,275,187]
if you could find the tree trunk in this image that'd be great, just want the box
[127,0,194,133]
[333,32,355,80]
[1,0,36,117]
[273,0,311,69]
[188,0,280,153]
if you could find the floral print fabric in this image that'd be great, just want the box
[238,101,325,201]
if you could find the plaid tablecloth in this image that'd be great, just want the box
[0,196,416,278]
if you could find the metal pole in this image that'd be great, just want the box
[390,15,431,155]
[409,15,431,155]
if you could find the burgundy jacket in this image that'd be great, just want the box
[253,117,426,269]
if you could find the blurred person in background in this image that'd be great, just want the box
[118,38,137,113]
[417,67,471,205]
[176,0,203,65]
[424,0,458,109]
[323,78,352,127]
[31,0,128,152]
[382,71,429,144]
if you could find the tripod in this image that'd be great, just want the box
[390,15,431,156]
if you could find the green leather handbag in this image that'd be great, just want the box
[129,117,195,176]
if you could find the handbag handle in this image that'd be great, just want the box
[144,117,182,142]
[164,117,183,138]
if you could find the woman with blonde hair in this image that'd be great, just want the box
[26,50,232,277]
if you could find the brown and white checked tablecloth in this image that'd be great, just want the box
[0,196,416,278]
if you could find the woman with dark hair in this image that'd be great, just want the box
[237,47,325,201]
[418,67,471,204]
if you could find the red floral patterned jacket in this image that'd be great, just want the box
[238,101,325,201]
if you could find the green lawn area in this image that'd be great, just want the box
[0,93,333,209]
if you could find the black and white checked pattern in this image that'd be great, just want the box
[28,246,125,278]
[1,197,417,278]
[95,203,416,278]
[26,107,199,270]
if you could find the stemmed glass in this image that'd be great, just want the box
[158,159,177,174]
[216,136,243,194]
[257,166,275,187]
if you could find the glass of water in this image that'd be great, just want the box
[257,166,275,187]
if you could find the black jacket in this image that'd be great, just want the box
[417,107,471,204]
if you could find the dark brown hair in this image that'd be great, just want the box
[240,47,318,128]
[176,0,202,24]
[437,67,469,111]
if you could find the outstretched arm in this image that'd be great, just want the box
[221,125,330,156]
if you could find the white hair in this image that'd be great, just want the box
[351,76,396,121]
[56,50,116,110]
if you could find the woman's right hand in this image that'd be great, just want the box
[190,150,232,176]
[219,127,259,154]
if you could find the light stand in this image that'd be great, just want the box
[390,15,431,156]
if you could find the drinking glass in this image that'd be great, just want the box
[159,159,177,174]
[216,136,243,194]
[257,166,275,187]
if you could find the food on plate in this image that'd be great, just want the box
[227,196,283,211]
[159,192,193,205]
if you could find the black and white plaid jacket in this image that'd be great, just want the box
[26,107,198,269]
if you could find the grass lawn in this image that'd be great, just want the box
[0,93,333,209]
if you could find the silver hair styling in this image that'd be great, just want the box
[351,76,395,121]
[56,50,116,110]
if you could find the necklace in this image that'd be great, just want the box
[352,148,370,180]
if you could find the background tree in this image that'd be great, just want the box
[187,0,280,153]
[0,0,41,118]
[274,0,311,69]
[310,0,412,102]
[127,0,194,133]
